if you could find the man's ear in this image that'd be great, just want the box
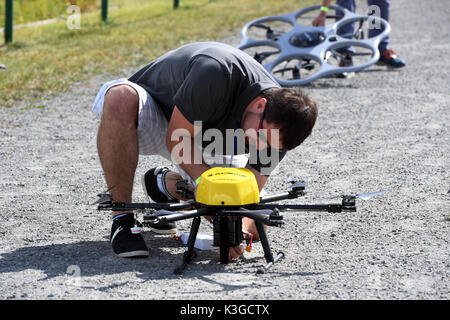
[250,97,267,114]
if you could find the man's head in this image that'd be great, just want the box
[242,87,318,151]
[261,87,318,150]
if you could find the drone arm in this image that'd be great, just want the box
[97,200,194,211]
[259,186,305,203]
[259,192,292,203]
[253,203,356,213]
[219,209,283,226]
[157,207,212,223]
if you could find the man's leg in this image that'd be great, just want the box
[334,0,356,77]
[97,84,149,258]
[368,0,405,67]
[97,85,139,214]
[367,0,389,52]
[336,0,356,53]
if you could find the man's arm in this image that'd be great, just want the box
[166,106,210,183]
[246,164,268,192]
[312,0,333,26]
[166,106,271,195]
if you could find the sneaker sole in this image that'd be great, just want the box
[376,60,406,68]
[336,71,355,79]
[116,250,149,258]
[149,226,178,235]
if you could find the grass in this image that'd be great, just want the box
[0,0,97,25]
[0,0,314,108]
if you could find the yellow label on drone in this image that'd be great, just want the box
[196,167,260,206]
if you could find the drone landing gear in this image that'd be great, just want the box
[173,215,285,275]
[257,252,285,274]
[174,216,201,275]
[254,220,285,274]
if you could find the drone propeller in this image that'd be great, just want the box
[355,190,388,200]
[253,50,280,64]
[90,185,116,205]
[327,190,388,201]
[252,23,286,41]
[285,177,296,184]
[273,65,300,79]
[91,192,113,205]
[289,181,307,190]
[284,177,307,192]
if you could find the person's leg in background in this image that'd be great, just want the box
[336,0,356,53]
[367,0,389,52]
[335,0,356,77]
[368,0,406,67]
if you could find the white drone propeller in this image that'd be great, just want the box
[355,190,388,200]
[327,190,388,201]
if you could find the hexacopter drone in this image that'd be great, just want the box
[94,167,386,275]
[238,4,390,85]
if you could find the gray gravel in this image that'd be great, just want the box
[0,0,448,300]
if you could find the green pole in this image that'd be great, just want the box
[174,0,180,9]
[101,0,108,22]
[5,0,13,43]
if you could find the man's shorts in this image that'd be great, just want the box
[92,78,171,160]
[92,79,250,187]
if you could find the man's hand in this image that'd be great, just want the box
[229,245,244,261]
[313,0,333,26]
[312,11,327,26]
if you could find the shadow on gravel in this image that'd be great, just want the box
[0,234,328,284]
[303,81,359,90]
[303,67,399,90]
[0,235,206,281]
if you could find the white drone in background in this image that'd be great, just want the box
[238,4,390,86]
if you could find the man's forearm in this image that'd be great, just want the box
[166,106,211,183]
[166,134,210,182]
[312,0,334,26]
[245,164,268,192]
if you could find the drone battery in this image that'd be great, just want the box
[213,216,243,247]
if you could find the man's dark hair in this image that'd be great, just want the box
[260,87,318,150]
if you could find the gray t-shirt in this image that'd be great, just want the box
[128,42,284,175]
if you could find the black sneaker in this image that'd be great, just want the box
[141,166,178,234]
[143,218,177,235]
[141,166,178,203]
[377,49,406,68]
[110,214,149,258]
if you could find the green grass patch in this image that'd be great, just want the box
[0,0,314,108]
[0,0,98,25]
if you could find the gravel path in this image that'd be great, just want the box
[0,0,448,300]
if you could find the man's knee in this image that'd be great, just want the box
[103,85,139,123]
